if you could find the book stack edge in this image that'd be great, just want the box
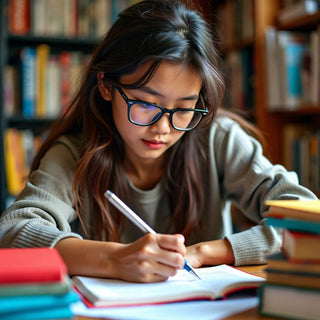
[0,247,79,320]
[258,199,320,320]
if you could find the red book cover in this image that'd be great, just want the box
[282,229,320,262]
[8,0,30,35]
[59,52,71,115]
[0,247,67,284]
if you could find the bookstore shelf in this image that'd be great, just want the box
[0,0,136,212]
[213,0,320,197]
[270,106,320,116]
[277,10,320,30]
[1,0,320,213]
[7,35,100,54]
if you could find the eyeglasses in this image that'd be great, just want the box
[116,87,208,131]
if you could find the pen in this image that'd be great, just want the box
[105,190,201,280]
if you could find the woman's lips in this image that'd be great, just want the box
[142,139,165,149]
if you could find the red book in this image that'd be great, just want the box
[0,247,67,284]
[282,229,320,262]
[8,0,30,35]
[59,52,71,115]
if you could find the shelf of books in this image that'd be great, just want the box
[263,0,320,197]
[215,0,320,197]
[0,0,139,212]
[2,0,320,213]
[215,0,256,120]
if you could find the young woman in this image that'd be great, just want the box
[0,0,316,283]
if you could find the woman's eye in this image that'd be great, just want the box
[177,105,195,110]
[138,102,156,110]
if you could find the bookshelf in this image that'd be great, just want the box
[1,0,320,213]
[203,0,320,196]
[0,0,137,212]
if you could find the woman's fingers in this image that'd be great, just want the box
[113,233,186,282]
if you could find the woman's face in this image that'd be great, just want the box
[102,61,202,166]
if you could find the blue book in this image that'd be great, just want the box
[0,291,79,315]
[20,47,36,119]
[286,42,308,99]
[1,306,74,320]
[266,217,320,234]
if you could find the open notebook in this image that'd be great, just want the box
[72,264,265,308]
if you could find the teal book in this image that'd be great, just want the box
[265,217,320,234]
[0,290,79,315]
[0,276,72,297]
[1,306,74,320]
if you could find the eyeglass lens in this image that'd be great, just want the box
[129,102,203,130]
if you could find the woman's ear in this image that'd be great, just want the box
[97,72,112,101]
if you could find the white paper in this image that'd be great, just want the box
[71,297,259,320]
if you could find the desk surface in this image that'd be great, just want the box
[76,265,281,320]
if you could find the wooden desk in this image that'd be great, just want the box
[76,265,281,320]
[223,266,282,320]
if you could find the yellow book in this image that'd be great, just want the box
[265,199,320,222]
[4,129,25,195]
[36,44,50,118]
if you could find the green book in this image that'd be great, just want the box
[0,276,72,297]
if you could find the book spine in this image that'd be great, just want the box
[259,283,320,320]
[4,129,25,196]
[265,27,282,110]
[20,47,36,119]
[31,0,46,35]
[0,291,79,314]
[284,42,309,107]
[59,52,72,115]
[77,0,90,37]
[35,44,50,118]
[266,217,320,234]
[310,29,319,105]
[46,56,62,118]
[8,0,30,35]
[3,65,20,116]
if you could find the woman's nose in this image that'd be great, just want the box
[149,114,171,134]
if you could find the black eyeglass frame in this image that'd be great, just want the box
[115,87,208,132]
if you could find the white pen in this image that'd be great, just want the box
[105,190,201,280]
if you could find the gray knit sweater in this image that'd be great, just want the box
[0,116,316,265]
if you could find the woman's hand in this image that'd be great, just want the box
[185,239,235,268]
[55,233,186,283]
[110,233,186,282]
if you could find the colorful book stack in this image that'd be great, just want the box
[0,247,79,320]
[259,199,320,320]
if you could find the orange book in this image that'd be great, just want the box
[36,44,50,118]
[265,199,320,222]
[4,128,25,195]
[0,248,67,284]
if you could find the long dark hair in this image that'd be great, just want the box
[31,0,225,242]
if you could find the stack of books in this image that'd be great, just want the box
[259,199,320,320]
[0,247,79,320]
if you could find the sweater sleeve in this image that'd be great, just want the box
[213,117,317,265]
[0,136,83,248]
